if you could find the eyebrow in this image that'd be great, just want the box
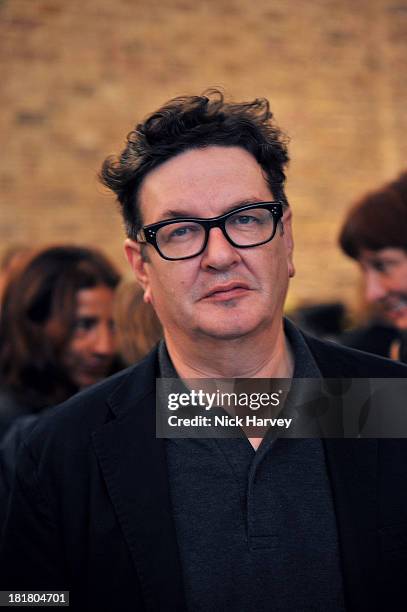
[156,199,269,222]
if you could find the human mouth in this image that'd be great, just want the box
[382,296,407,320]
[202,282,251,302]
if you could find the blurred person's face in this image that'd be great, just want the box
[358,248,407,330]
[125,146,294,344]
[62,285,117,388]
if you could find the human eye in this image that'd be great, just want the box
[229,208,266,229]
[371,259,394,274]
[171,225,195,237]
[73,317,97,333]
[162,223,201,242]
[372,261,387,273]
[234,214,259,225]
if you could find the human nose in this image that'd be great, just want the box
[200,227,241,271]
[93,323,116,356]
[364,269,388,303]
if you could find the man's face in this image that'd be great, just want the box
[126,146,294,343]
[62,285,117,388]
[358,248,407,330]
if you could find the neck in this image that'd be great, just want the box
[164,321,294,379]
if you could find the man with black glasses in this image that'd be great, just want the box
[2,91,407,612]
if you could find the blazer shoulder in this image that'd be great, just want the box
[302,332,407,378]
[24,347,159,454]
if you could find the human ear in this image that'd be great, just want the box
[124,239,153,304]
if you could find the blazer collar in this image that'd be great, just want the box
[92,348,187,612]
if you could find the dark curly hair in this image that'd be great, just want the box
[100,89,290,238]
[339,171,407,259]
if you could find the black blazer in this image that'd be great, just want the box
[1,333,407,612]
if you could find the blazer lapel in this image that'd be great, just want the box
[92,351,187,612]
[324,439,379,612]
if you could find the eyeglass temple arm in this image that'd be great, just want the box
[136,229,147,243]
[279,203,288,236]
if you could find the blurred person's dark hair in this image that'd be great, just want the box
[114,281,162,365]
[0,245,121,414]
[339,171,407,259]
[100,88,289,240]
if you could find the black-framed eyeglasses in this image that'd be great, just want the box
[136,201,286,261]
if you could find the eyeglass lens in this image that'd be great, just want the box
[156,207,276,259]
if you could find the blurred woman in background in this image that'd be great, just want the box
[0,245,121,436]
[338,171,407,361]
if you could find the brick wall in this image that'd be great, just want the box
[1,0,406,314]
